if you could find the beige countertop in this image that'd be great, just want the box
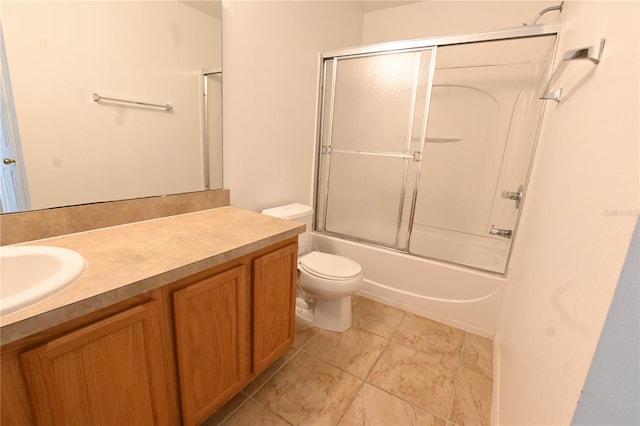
[0,206,304,345]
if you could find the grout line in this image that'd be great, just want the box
[244,346,302,398]
[334,378,366,425]
[445,331,467,424]
[216,394,253,426]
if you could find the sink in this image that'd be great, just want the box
[1,246,86,316]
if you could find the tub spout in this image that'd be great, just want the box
[489,226,513,239]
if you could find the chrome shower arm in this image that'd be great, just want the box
[523,1,564,26]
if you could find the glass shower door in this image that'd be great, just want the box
[408,35,557,272]
[316,49,434,249]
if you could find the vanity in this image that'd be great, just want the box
[0,206,304,425]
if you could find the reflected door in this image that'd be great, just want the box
[204,71,223,190]
[316,49,434,248]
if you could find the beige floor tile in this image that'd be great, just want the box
[243,347,299,395]
[294,321,320,348]
[201,392,249,426]
[303,327,388,379]
[461,333,493,380]
[367,342,457,419]
[254,351,363,425]
[392,313,465,362]
[338,383,446,426]
[449,367,493,426]
[223,398,292,426]
[351,297,405,338]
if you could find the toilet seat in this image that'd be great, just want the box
[299,251,362,281]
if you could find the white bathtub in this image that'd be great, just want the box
[409,224,509,273]
[313,232,506,337]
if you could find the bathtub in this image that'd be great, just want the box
[409,224,509,273]
[313,232,506,337]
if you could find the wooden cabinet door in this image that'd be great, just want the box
[20,301,172,426]
[172,265,249,426]
[252,243,297,374]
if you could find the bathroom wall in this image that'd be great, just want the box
[1,1,220,210]
[361,1,556,43]
[495,2,639,424]
[222,1,363,212]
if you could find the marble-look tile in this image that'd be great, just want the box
[201,392,249,426]
[243,347,299,396]
[367,342,457,418]
[461,333,493,380]
[303,327,387,379]
[254,351,362,425]
[351,297,405,338]
[294,321,320,349]
[222,399,291,426]
[338,383,446,426]
[449,367,493,426]
[392,313,465,361]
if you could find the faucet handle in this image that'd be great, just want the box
[501,184,524,209]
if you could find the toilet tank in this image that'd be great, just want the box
[261,203,313,256]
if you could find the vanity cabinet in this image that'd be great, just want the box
[171,241,297,426]
[252,243,297,373]
[172,265,250,425]
[0,238,298,426]
[19,300,172,426]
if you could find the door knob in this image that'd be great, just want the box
[3,158,16,165]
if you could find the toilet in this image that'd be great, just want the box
[261,203,363,332]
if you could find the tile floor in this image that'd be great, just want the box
[204,296,493,426]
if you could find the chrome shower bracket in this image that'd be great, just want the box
[540,88,563,103]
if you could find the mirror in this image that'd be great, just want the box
[0,0,222,212]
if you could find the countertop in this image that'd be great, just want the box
[0,206,304,345]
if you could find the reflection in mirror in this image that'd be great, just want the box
[0,0,222,213]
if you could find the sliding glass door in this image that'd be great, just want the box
[315,48,435,249]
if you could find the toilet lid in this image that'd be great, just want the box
[299,251,362,280]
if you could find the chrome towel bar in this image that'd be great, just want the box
[92,93,172,111]
[540,38,606,103]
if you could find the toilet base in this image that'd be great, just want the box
[295,295,352,333]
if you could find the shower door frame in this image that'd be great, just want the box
[317,47,437,250]
[313,24,561,274]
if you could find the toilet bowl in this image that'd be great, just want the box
[261,204,363,332]
[298,251,362,332]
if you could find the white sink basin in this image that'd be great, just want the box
[1,246,86,316]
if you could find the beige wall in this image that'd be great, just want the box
[2,1,220,210]
[222,1,363,212]
[497,2,639,424]
[361,1,556,43]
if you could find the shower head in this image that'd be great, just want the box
[523,1,564,26]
